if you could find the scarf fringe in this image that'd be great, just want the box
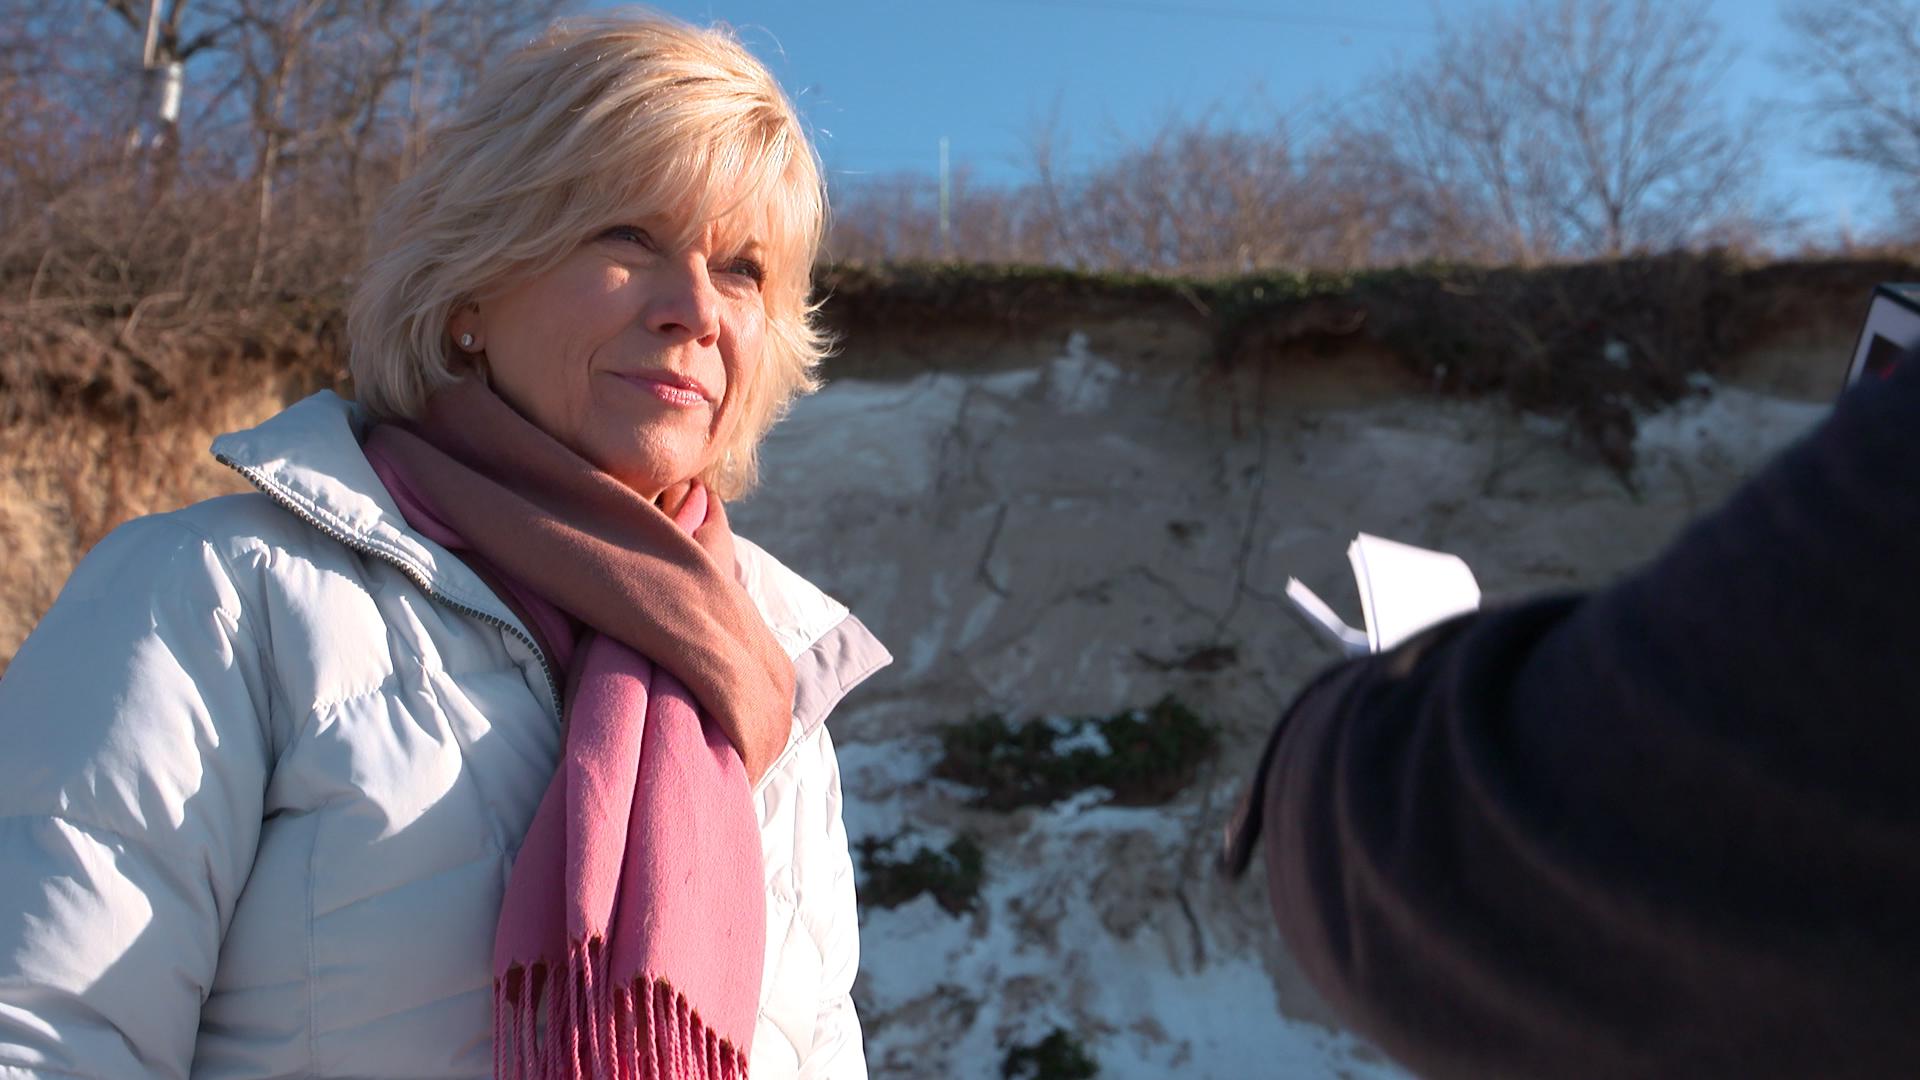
[495,939,748,1080]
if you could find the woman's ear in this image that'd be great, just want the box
[447,301,483,353]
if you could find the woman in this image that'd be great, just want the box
[0,13,888,1080]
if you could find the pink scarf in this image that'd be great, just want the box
[361,378,794,1079]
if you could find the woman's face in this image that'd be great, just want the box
[455,214,768,501]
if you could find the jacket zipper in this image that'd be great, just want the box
[215,453,563,720]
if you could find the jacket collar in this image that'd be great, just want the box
[212,390,520,624]
[210,391,890,735]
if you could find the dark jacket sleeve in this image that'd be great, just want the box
[1228,355,1920,1080]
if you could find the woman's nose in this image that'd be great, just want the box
[643,257,721,345]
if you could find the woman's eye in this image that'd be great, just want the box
[601,225,658,251]
[721,257,765,286]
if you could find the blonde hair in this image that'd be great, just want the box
[347,9,828,498]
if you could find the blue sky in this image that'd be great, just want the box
[627,0,1887,240]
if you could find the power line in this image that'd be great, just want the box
[970,0,1432,34]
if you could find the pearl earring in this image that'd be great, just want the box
[458,333,475,349]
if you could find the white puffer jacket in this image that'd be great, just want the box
[0,392,889,1080]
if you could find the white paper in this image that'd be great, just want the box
[1348,533,1481,651]
[1285,533,1482,654]
[1284,577,1372,656]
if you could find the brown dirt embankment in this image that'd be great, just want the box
[818,254,1902,456]
[1,253,1908,665]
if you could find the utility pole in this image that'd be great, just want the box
[127,0,183,192]
[125,0,162,157]
[938,135,951,261]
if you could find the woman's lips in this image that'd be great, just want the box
[616,371,709,408]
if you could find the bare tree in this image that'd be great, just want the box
[1779,0,1920,208]
[829,109,1420,273]
[186,0,561,290]
[1020,103,1078,265]
[0,2,158,190]
[829,165,1052,265]
[0,0,559,317]
[1066,120,1298,272]
[828,0,1775,277]
[1356,0,1767,263]
[1032,109,1429,273]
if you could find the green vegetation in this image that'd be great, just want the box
[936,696,1217,812]
[855,832,986,917]
[1001,1028,1099,1080]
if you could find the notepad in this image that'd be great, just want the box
[1285,533,1482,656]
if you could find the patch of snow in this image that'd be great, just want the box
[858,894,979,1009]
[836,735,944,842]
[765,371,966,498]
[837,735,943,793]
[1520,411,1571,438]
[979,365,1045,398]
[1043,331,1127,414]
[1046,787,1113,817]
[899,571,952,680]
[851,733,1409,1078]
[955,592,1002,651]
[1045,718,1112,758]
[1032,796,1183,839]
[1633,382,1827,471]
[1082,955,1404,1080]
